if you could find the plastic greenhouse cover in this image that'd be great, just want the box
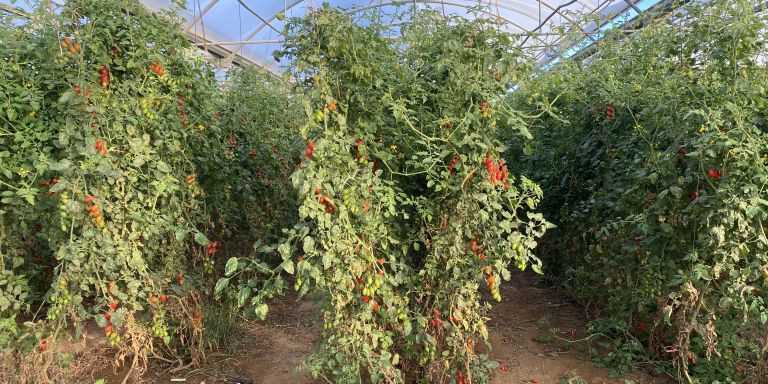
[1,0,665,73]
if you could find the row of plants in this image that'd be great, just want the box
[509,0,768,382]
[224,6,551,383]
[0,0,301,381]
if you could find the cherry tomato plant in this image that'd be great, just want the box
[510,1,768,382]
[227,7,551,383]
[0,0,300,380]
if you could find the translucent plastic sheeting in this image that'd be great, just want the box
[1,0,665,73]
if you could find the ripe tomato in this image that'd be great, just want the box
[688,191,699,201]
[305,140,315,159]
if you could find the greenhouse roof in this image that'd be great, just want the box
[1,0,666,73]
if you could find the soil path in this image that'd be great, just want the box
[123,272,673,384]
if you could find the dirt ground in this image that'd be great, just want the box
[101,271,673,384]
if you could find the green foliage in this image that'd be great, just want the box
[231,6,550,383]
[206,66,304,241]
[0,0,301,377]
[511,1,768,382]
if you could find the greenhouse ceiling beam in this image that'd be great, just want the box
[351,0,551,32]
[520,0,580,46]
[538,0,668,64]
[532,0,647,61]
[187,33,279,74]
[221,0,304,64]
[622,0,642,14]
[348,1,527,32]
[346,0,555,46]
[236,0,283,35]
[0,3,28,17]
[573,0,596,10]
[193,40,284,46]
[535,0,596,43]
[184,0,221,32]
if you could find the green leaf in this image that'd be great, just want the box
[281,259,295,275]
[174,229,188,242]
[225,257,239,276]
[278,242,291,260]
[214,278,229,295]
[303,236,315,254]
[523,145,533,156]
[193,232,209,246]
[662,305,673,324]
[58,91,74,104]
[237,286,251,308]
[254,303,268,320]
[49,159,72,171]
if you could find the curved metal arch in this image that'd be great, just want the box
[288,0,593,43]
[222,0,304,62]
[349,1,596,47]
[220,0,600,64]
[349,1,532,33]
[223,0,550,62]
[574,0,597,10]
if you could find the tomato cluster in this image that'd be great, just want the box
[95,140,107,156]
[305,139,315,159]
[485,155,509,188]
[316,188,335,214]
[103,303,121,347]
[85,196,105,228]
[469,238,487,260]
[61,37,81,54]
[99,65,109,87]
[448,154,461,176]
[480,102,490,118]
[605,102,615,120]
[149,62,165,77]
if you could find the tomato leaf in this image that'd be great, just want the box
[214,278,229,295]
[225,257,239,276]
